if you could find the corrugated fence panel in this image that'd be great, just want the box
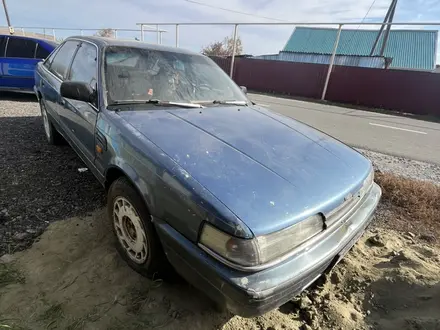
[326,65,440,116]
[210,55,440,117]
[253,52,386,68]
[234,58,327,99]
[210,56,232,73]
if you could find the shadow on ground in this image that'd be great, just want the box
[0,115,105,255]
[0,91,38,103]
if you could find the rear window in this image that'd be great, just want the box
[0,36,6,57]
[6,37,37,58]
[35,44,51,59]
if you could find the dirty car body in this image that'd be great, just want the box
[34,36,381,317]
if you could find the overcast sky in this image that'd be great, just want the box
[3,0,438,55]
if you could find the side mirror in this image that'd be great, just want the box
[60,81,94,103]
[240,86,247,94]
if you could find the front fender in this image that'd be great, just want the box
[106,158,156,215]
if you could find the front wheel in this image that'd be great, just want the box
[107,177,171,279]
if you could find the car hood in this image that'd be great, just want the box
[117,105,372,236]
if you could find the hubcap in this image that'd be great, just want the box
[41,103,51,140]
[113,197,148,264]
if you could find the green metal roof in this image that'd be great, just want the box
[283,27,438,70]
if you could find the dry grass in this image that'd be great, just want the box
[0,264,25,288]
[375,172,440,242]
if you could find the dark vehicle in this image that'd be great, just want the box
[0,34,57,92]
[34,36,381,317]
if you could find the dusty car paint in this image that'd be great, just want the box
[116,105,371,236]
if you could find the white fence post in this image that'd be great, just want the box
[321,24,342,101]
[229,24,239,78]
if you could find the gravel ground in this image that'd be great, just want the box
[358,149,440,184]
[0,93,105,255]
[0,94,438,256]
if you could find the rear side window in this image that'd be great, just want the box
[68,42,98,88]
[5,37,37,58]
[0,36,6,57]
[43,46,59,69]
[35,44,51,59]
[49,41,79,80]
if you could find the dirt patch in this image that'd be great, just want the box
[1,211,440,330]
[375,172,440,243]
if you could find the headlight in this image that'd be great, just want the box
[360,167,374,197]
[363,167,374,189]
[199,214,325,269]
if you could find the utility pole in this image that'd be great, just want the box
[379,0,397,56]
[370,0,398,56]
[1,0,13,34]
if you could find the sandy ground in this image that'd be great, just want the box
[1,209,439,330]
[1,95,439,329]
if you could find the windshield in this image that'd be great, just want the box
[104,46,248,106]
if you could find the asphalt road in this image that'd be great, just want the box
[249,93,440,165]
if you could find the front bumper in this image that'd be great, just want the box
[155,183,382,317]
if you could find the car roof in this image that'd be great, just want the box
[0,34,58,47]
[66,36,201,56]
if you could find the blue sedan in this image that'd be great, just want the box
[34,36,381,317]
[0,34,57,92]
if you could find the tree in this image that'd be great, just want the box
[202,35,243,56]
[95,28,114,38]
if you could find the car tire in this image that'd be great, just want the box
[107,177,172,280]
[40,100,63,145]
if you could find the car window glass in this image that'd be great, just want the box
[43,46,59,68]
[69,42,97,88]
[0,36,6,57]
[49,41,79,80]
[5,37,37,58]
[35,44,51,59]
[104,46,246,104]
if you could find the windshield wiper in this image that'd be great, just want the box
[212,100,248,106]
[147,99,203,108]
[109,99,203,108]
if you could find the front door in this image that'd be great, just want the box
[59,41,99,166]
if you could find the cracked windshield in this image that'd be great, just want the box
[105,46,247,105]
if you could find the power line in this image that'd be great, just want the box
[339,0,378,51]
[184,0,288,22]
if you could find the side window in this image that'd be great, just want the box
[68,43,98,89]
[5,37,37,58]
[49,41,79,80]
[43,46,59,69]
[0,36,6,57]
[35,44,51,59]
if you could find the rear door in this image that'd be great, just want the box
[60,41,99,164]
[38,40,79,124]
[1,36,38,90]
[0,36,6,82]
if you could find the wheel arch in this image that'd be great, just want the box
[105,163,155,216]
